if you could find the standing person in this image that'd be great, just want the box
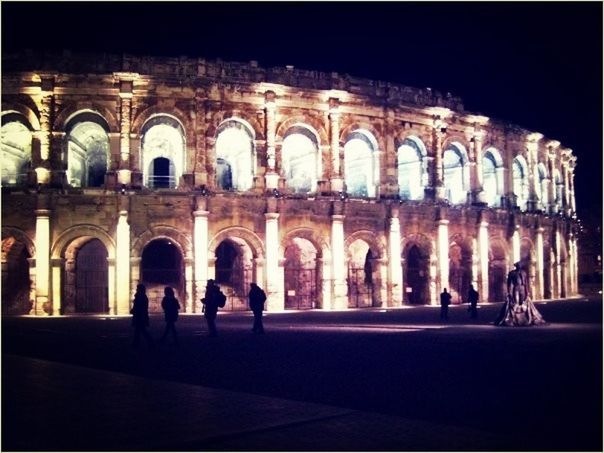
[248,282,267,334]
[201,279,221,337]
[440,288,452,321]
[468,284,479,319]
[131,284,153,348]
[160,286,180,346]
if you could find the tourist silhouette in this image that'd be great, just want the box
[468,284,479,319]
[248,282,267,334]
[440,288,452,321]
[160,286,180,346]
[131,284,154,348]
[201,279,223,337]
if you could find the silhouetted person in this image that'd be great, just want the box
[249,282,267,334]
[131,284,153,348]
[160,286,180,346]
[468,284,479,319]
[440,288,452,321]
[201,279,221,337]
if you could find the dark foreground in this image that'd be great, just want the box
[2,298,602,451]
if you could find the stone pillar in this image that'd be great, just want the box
[51,258,62,316]
[470,131,486,204]
[535,227,544,300]
[478,220,489,302]
[184,258,194,313]
[554,228,562,299]
[116,210,131,315]
[437,218,449,294]
[193,201,209,312]
[264,91,279,190]
[511,224,521,265]
[432,120,446,200]
[572,236,579,295]
[546,150,557,213]
[568,160,576,214]
[107,258,116,315]
[329,98,344,193]
[319,257,332,309]
[382,109,398,198]
[331,211,348,310]
[265,212,283,311]
[562,162,570,215]
[36,78,54,185]
[388,207,403,306]
[525,134,542,212]
[34,208,51,315]
[118,77,134,185]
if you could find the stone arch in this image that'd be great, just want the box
[345,230,387,259]
[132,225,193,260]
[396,127,431,150]
[276,116,328,145]
[482,146,505,207]
[448,233,473,303]
[339,120,384,150]
[207,112,265,140]
[208,226,265,259]
[345,230,387,308]
[1,101,40,131]
[396,134,429,200]
[214,117,256,191]
[1,230,34,315]
[279,227,330,261]
[55,103,118,133]
[401,232,433,257]
[52,224,116,260]
[280,122,323,194]
[132,105,191,138]
[442,135,470,157]
[1,226,35,258]
[482,146,504,167]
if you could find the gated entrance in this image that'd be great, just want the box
[348,266,373,308]
[405,245,429,304]
[284,267,317,309]
[75,239,108,313]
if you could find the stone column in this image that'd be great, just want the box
[511,224,521,265]
[535,227,544,300]
[36,77,54,185]
[116,210,131,315]
[470,131,486,204]
[265,211,283,311]
[388,206,403,306]
[546,148,557,213]
[51,258,62,316]
[107,258,116,315]
[34,208,51,315]
[193,200,209,312]
[437,218,449,294]
[264,91,279,190]
[554,228,562,298]
[478,220,489,302]
[525,133,542,212]
[331,209,348,310]
[329,98,344,193]
[383,109,398,198]
[572,236,579,295]
[432,120,446,200]
[562,162,570,215]
[568,159,576,214]
[118,77,134,185]
[184,257,194,313]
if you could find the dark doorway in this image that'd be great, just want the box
[151,157,171,188]
[1,239,31,315]
[215,240,247,310]
[348,249,374,308]
[405,245,429,304]
[75,239,108,313]
[141,239,183,312]
[449,243,472,304]
[489,243,507,302]
[216,157,233,190]
[284,238,318,310]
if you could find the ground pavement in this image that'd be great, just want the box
[2,298,602,451]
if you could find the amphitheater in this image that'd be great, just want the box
[1,51,578,315]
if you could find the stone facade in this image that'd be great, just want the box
[1,51,579,315]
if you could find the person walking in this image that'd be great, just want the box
[131,284,154,348]
[468,284,479,319]
[248,282,267,334]
[201,279,222,337]
[160,286,180,346]
[440,288,452,321]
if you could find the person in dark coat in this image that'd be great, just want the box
[201,279,220,337]
[440,288,452,321]
[248,282,267,334]
[160,286,180,345]
[468,284,479,319]
[131,284,153,348]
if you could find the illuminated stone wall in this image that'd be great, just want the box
[1,51,579,314]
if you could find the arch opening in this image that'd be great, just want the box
[512,156,529,211]
[482,148,503,207]
[141,117,185,189]
[284,237,318,309]
[448,240,472,303]
[443,143,468,204]
[74,239,108,313]
[488,240,507,302]
[347,239,379,308]
[67,119,109,188]
[1,237,32,315]
[1,120,32,187]
[215,120,254,191]
[141,239,184,312]
[398,137,426,200]
[344,130,378,198]
[404,244,429,304]
[215,238,252,311]
[282,126,318,195]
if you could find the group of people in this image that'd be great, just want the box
[131,280,267,347]
[439,262,545,326]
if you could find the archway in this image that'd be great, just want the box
[449,240,472,303]
[66,113,110,188]
[443,143,469,204]
[284,237,318,309]
[74,239,108,313]
[141,115,185,189]
[140,239,184,313]
[215,119,254,191]
[282,125,319,194]
[1,237,32,314]
[488,239,507,302]
[1,118,33,187]
[344,130,379,198]
[347,239,378,308]
[215,239,252,311]
[404,244,429,304]
[397,136,427,200]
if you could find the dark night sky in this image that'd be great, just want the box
[2,2,602,221]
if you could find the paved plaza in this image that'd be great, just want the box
[2,298,602,451]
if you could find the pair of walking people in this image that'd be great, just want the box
[131,284,180,347]
[439,285,479,321]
